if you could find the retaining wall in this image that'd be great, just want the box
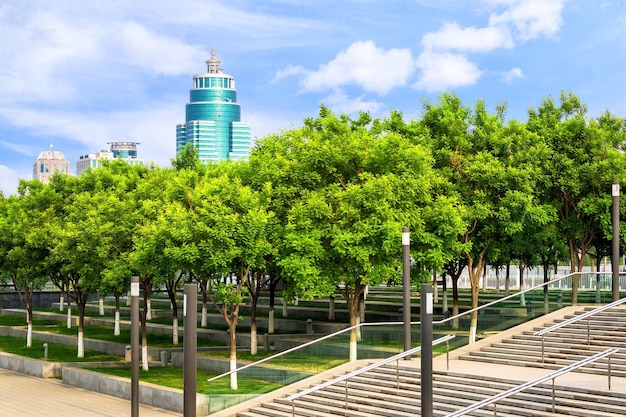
[62,367,208,415]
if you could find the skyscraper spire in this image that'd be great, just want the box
[206,48,223,74]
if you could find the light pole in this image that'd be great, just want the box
[402,227,411,358]
[420,284,433,417]
[183,284,198,417]
[612,180,620,301]
[130,276,139,417]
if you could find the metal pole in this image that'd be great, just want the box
[421,284,433,417]
[130,276,139,417]
[184,284,198,417]
[402,227,411,359]
[612,180,620,301]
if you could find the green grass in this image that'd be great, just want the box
[28,321,222,348]
[200,350,348,373]
[84,365,283,395]
[0,335,123,362]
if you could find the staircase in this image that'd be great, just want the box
[212,306,626,417]
[461,306,626,378]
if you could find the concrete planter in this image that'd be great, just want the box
[62,367,208,415]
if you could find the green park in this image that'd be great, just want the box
[1,92,626,415]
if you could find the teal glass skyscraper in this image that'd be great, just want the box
[176,49,251,163]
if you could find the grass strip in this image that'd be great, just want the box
[84,365,283,395]
[0,335,122,362]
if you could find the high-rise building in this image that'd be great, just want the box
[176,48,251,163]
[76,141,142,176]
[33,145,71,183]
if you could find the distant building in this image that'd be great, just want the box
[33,145,71,183]
[176,48,251,164]
[76,141,142,176]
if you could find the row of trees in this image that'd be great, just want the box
[1,91,625,389]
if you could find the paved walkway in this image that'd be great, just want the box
[0,368,180,417]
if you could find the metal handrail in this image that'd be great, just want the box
[286,335,455,416]
[534,296,626,362]
[207,272,601,386]
[434,271,607,326]
[445,348,619,417]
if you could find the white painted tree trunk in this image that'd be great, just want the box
[126,291,131,306]
[349,331,357,362]
[201,306,207,327]
[250,328,257,355]
[230,359,238,390]
[355,316,362,342]
[146,299,152,321]
[59,294,64,312]
[142,345,149,371]
[442,289,448,313]
[99,297,105,315]
[172,319,179,345]
[469,324,477,344]
[114,311,120,336]
[77,331,84,358]
[66,306,72,329]
[26,322,32,348]
[282,299,288,317]
[268,310,275,334]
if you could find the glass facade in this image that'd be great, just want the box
[176,48,251,164]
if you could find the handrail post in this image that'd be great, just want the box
[607,356,611,391]
[493,402,497,417]
[345,380,348,412]
[396,359,400,389]
[541,335,545,364]
[552,378,556,413]
[446,340,450,371]
[587,318,590,346]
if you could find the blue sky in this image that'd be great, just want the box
[1,0,625,195]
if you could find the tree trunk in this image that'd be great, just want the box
[229,322,238,390]
[328,295,335,320]
[77,304,85,358]
[66,301,72,329]
[505,264,511,296]
[519,262,526,307]
[99,295,105,316]
[26,307,32,348]
[114,295,121,336]
[59,294,64,312]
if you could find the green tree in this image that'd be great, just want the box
[527,91,626,304]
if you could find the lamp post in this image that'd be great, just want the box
[612,180,620,301]
[402,227,411,358]
[184,284,198,417]
[420,284,433,417]
[130,276,139,417]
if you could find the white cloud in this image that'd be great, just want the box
[322,89,382,115]
[422,22,513,52]
[296,41,415,96]
[0,165,21,196]
[489,0,566,41]
[271,65,309,83]
[502,67,524,83]
[413,51,483,92]
[112,22,207,76]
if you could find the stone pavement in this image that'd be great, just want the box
[0,368,180,417]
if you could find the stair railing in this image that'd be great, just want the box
[534,296,626,363]
[284,334,455,417]
[206,271,606,411]
[445,347,618,417]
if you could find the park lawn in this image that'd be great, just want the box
[85,365,283,395]
[28,322,223,348]
[200,350,348,373]
[0,335,123,362]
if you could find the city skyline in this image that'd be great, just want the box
[1,0,625,195]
